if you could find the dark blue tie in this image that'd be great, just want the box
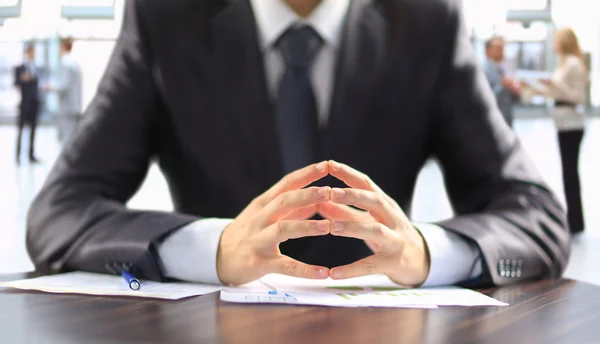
[275,26,323,173]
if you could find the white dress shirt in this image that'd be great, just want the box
[158,0,483,286]
[24,58,37,77]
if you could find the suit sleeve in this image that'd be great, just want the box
[431,1,570,286]
[26,0,197,281]
[52,65,72,95]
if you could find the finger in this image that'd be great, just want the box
[283,204,318,221]
[269,256,329,279]
[262,220,330,245]
[330,188,396,226]
[328,160,380,192]
[318,202,371,222]
[330,255,385,280]
[261,161,329,203]
[317,204,380,253]
[328,161,398,209]
[330,222,393,249]
[260,187,331,225]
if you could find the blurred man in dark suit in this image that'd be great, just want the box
[27,0,570,288]
[483,37,522,128]
[15,44,41,164]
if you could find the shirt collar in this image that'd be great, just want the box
[487,58,502,67]
[250,0,350,51]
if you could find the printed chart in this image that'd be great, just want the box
[221,274,508,308]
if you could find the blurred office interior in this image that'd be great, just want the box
[0,0,598,285]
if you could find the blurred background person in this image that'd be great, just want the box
[45,37,82,144]
[483,37,522,128]
[523,28,588,235]
[14,44,41,165]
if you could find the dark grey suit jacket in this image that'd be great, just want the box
[26,0,570,287]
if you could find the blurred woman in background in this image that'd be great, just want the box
[525,27,588,234]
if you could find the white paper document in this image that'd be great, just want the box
[220,274,508,308]
[513,69,552,83]
[1,272,508,307]
[220,288,438,308]
[0,272,222,300]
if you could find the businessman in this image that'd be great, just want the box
[45,38,83,144]
[27,0,570,288]
[483,37,522,127]
[15,44,41,164]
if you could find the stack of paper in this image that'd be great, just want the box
[220,274,508,308]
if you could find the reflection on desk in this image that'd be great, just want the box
[0,273,599,344]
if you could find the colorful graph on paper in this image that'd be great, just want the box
[333,289,433,301]
[253,274,508,307]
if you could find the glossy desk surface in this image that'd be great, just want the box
[1,274,599,344]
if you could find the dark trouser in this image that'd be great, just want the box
[558,129,585,233]
[16,112,38,162]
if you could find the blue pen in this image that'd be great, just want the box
[122,271,141,291]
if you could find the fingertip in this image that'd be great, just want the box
[304,266,329,279]
[332,221,345,233]
[316,186,332,200]
[328,160,342,172]
[315,220,331,233]
[315,161,329,174]
[317,267,329,279]
[331,188,346,201]
[330,269,343,279]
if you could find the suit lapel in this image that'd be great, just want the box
[324,0,389,159]
[191,0,392,184]
[208,0,283,185]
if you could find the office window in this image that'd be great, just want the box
[500,21,550,73]
[0,0,19,6]
[61,0,113,6]
[505,0,549,11]
[59,19,120,40]
[61,0,117,20]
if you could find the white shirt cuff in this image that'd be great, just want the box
[157,218,232,285]
[413,223,483,287]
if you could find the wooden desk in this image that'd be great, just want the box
[1,274,599,344]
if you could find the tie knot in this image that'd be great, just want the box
[276,26,323,69]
